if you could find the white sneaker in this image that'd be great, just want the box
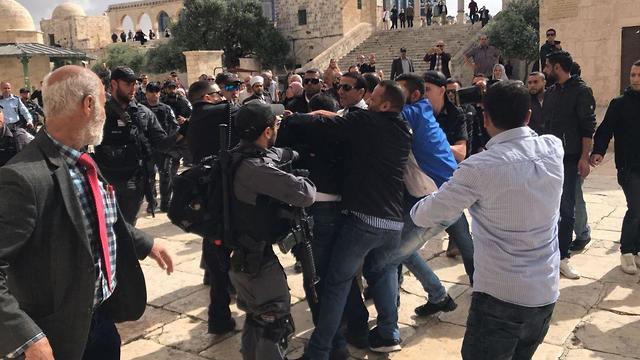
[620,254,638,275]
[560,259,580,279]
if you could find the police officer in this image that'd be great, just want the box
[0,82,33,132]
[143,82,180,212]
[162,80,192,164]
[230,102,316,360]
[19,88,45,129]
[0,105,33,166]
[93,66,176,225]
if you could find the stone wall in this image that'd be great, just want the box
[41,16,111,50]
[0,56,50,90]
[300,22,375,71]
[0,30,43,44]
[540,0,640,106]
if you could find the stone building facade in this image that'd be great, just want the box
[40,3,111,51]
[540,0,640,106]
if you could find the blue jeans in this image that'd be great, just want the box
[404,250,447,303]
[307,203,370,351]
[461,293,555,360]
[574,176,591,241]
[306,215,402,360]
[445,214,475,282]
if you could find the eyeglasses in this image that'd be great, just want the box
[338,84,357,91]
[303,78,321,85]
[436,44,444,48]
[224,84,240,91]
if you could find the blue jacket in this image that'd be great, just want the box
[402,98,457,187]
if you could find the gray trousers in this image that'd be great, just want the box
[229,253,292,360]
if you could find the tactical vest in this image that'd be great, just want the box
[0,133,18,166]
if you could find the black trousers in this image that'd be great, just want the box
[112,176,144,226]
[82,307,121,360]
[148,153,180,208]
[558,156,579,259]
[202,238,233,330]
[462,292,555,360]
[407,16,414,27]
[619,169,640,254]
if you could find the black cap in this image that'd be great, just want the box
[165,80,177,88]
[170,71,178,76]
[235,101,285,140]
[146,82,162,93]
[111,66,138,82]
[215,72,241,86]
[400,47,407,52]
[423,70,447,87]
[19,88,30,94]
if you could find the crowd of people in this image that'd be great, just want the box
[110,28,171,45]
[382,0,491,29]
[0,23,639,360]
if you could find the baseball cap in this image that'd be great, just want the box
[146,82,162,93]
[400,47,407,52]
[165,80,177,88]
[215,72,241,85]
[235,101,285,140]
[423,70,447,87]
[111,66,138,82]
[19,88,30,94]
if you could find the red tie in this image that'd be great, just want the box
[78,153,113,291]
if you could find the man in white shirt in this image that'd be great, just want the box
[411,81,564,360]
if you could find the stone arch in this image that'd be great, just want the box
[121,14,134,33]
[157,10,171,33]
[138,13,153,32]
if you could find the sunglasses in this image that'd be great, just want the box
[338,84,358,91]
[303,78,321,85]
[224,84,240,91]
[436,44,444,48]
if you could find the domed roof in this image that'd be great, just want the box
[52,2,86,20]
[0,0,36,32]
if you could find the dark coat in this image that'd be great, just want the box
[423,52,452,78]
[390,57,415,80]
[0,132,154,359]
[187,100,240,164]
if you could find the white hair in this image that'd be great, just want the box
[42,69,102,119]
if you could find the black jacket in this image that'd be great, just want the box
[423,52,452,78]
[529,94,545,134]
[390,57,415,80]
[187,101,240,164]
[0,133,153,359]
[542,76,596,157]
[285,93,311,114]
[284,110,411,221]
[592,88,640,170]
[242,92,273,105]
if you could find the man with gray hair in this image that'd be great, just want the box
[0,65,173,360]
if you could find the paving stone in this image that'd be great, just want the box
[575,310,640,356]
[350,324,416,360]
[595,216,624,232]
[531,343,565,360]
[117,306,181,345]
[543,301,589,346]
[564,348,638,360]
[163,288,246,330]
[388,322,465,359]
[610,207,628,219]
[590,229,622,242]
[566,254,637,284]
[400,274,468,300]
[426,255,470,285]
[439,288,471,327]
[584,240,620,257]
[291,299,315,339]
[397,291,441,327]
[140,238,202,269]
[146,317,234,353]
[121,339,209,360]
[198,333,242,360]
[558,277,605,309]
[418,232,448,260]
[598,283,640,315]
[142,264,205,307]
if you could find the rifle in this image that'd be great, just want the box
[278,205,320,304]
[219,123,232,249]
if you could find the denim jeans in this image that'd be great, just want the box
[461,292,555,360]
[619,169,640,254]
[403,250,447,303]
[574,176,591,241]
[306,215,402,360]
[559,157,579,259]
[307,202,370,351]
[445,214,475,282]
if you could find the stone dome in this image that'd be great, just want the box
[0,0,36,31]
[52,2,86,20]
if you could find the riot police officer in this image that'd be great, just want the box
[143,82,180,212]
[229,102,316,360]
[20,88,45,129]
[93,66,176,225]
[162,80,192,164]
[0,105,33,166]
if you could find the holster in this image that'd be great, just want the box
[230,234,267,276]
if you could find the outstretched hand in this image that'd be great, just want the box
[149,241,174,275]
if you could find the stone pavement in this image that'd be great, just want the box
[120,154,640,360]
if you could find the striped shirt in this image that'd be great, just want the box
[411,127,564,307]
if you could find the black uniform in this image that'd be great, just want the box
[229,142,316,360]
[22,99,45,128]
[143,101,180,211]
[0,126,32,166]
[162,93,193,164]
[93,99,174,225]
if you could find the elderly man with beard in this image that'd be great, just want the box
[0,65,173,360]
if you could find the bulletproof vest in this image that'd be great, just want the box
[231,194,292,249]
[148,104,178,136]
[93,100,146,180]
[0,132,18,166]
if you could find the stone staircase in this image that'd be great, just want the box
[337,23,484,82]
